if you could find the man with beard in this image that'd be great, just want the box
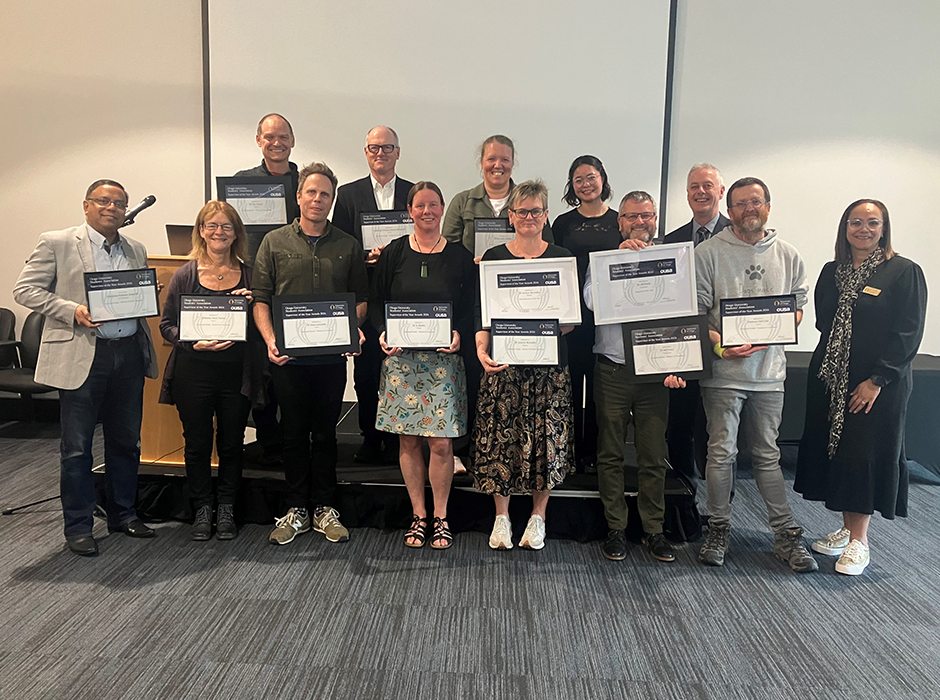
[584,191,679,563]
[694,177,817,572]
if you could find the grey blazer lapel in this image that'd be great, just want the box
[75,228,96,274]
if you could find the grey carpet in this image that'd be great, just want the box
[1,423,939,700]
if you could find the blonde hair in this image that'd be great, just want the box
[189,200,248,265]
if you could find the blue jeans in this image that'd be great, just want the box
[701,387,796,532]
[58,336,145,537]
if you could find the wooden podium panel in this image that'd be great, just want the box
[141,255,218,467]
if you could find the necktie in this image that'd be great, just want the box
[696,226,710,245]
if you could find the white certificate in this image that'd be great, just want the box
[631,324,704,376]
[179,295,248,342]
[84,268,159,323]
[385,303,452,349]
[473,218,514,257]
[589,242,697,325]
[720,295,798,346]
[360,211,412,250]
[273,296,360,357]
[491,319,559,366]
[479,257,581,327]
[218,179,288,226]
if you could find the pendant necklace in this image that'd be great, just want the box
[413,234,441,278]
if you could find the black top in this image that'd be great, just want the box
[552,207,621,284]
[477,243,574,366]
[370,235,478,345]
[332,175,415,248]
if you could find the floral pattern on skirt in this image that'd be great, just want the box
[471,366,575,495]
[376,350,467,438]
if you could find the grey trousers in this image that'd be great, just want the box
[701,387,796,532]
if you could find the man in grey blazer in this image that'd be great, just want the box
[13,180,159,556]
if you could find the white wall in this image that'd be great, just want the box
[666,0,940,353]
[0,0,204,329]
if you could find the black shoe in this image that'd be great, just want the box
[643,532,676,562]
[190,505,213,541]
[109,518,156,538]
[354,439,383,465]
[380,442,400,466]
[602,529,628,561]
[216,504,238,540]
[66,534,98,557]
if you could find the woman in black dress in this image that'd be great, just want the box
[551,155,620,472]
[795,199,927,575]
[373,182,477,550]
[472,180,576,551]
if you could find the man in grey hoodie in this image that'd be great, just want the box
[694,177,817,572]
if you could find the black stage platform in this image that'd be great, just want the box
[126,402,702,543]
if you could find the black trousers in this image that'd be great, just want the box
[271,361,347,510]
[353,319,386,446]
[171,352,251,508]
[566,321,599,466]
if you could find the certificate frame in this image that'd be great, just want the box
[359,211,412,250]
[623,314,712,384]
[217,175,292,229]
[273,293,359,357]
[473,218,514,257]
[491,319,559,366]
[589,241,697,325]
[479,257,581,327]
[385,302,453,350]
[84,268,160,323]
[720,294,798,347]
[178,294,248,342]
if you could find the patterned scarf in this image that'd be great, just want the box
[817,247,885,457]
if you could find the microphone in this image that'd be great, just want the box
[121,195,157,227]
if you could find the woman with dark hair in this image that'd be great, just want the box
[373,181,477,549]
[159,201,266,540]
[795,199,927,575]
[551,155,620,471]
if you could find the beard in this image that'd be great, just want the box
[629,224,655,243]
[737,214,765,236]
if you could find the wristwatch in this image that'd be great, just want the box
[869,374,887,388]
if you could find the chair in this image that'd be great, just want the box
[0,311,55,421]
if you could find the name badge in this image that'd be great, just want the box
[862,286,881,297]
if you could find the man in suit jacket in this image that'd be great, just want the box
[663,163,730,496]
[332,126,414,464]
[13,180,159,557]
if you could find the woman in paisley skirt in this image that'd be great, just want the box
[372,181,477,550]
[472,180,576,551]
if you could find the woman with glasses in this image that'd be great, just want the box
[471,180,576,551]
[159,201,265,541]
[551,155,620,472]
[373,182,477,550]
[795,200,926,575]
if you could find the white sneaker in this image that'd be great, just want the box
[519,514,546,550]
[835,539,870,575]
[489,515,513,550]
[812,527,851,555]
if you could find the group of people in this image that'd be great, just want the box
[13,114,926,579]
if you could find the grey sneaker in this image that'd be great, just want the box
[699,523,730,566]
[812,527,851,555]
[191,505,212,541]
[835,539,870,576]
[313,506,349,543]
[774,527,819,573]
[216,503,237,540]
[269,507,311,545]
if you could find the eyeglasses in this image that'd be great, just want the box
[847,218,883,231]
[366,144,397,155]
[510,207,546,219]
[618,212,656,222]
[573,173,600,187]
[730,198,767,210]
[202,222,235,233]
[86,197,127,211]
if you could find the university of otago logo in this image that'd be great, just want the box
[539,323,553,330]
[657,261,670,268]
[330,303,343,311]
[773,299,787,306]
[433,305,446,312]
[542,273,553,280]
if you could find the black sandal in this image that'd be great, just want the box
[430,517,453,550]
[404,515,428,548]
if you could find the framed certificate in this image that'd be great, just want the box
[479,257,581,327]
[589,242,697,325]
[217,176,291,227]
[179,295,248,342]
[360,211,412,250]
[84,268,159,323]
[491,319,559,366]
[473,218,514,256]
[273,293,358,356]
[624,315,712,383]
[385,302,452,349]
[720,294,798,347]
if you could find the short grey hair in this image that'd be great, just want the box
[687,162,723,187]
[508,179,548,210]
[619,190,657,212]
[366,125,399,146]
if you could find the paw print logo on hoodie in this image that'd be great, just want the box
[745,265,764,280]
